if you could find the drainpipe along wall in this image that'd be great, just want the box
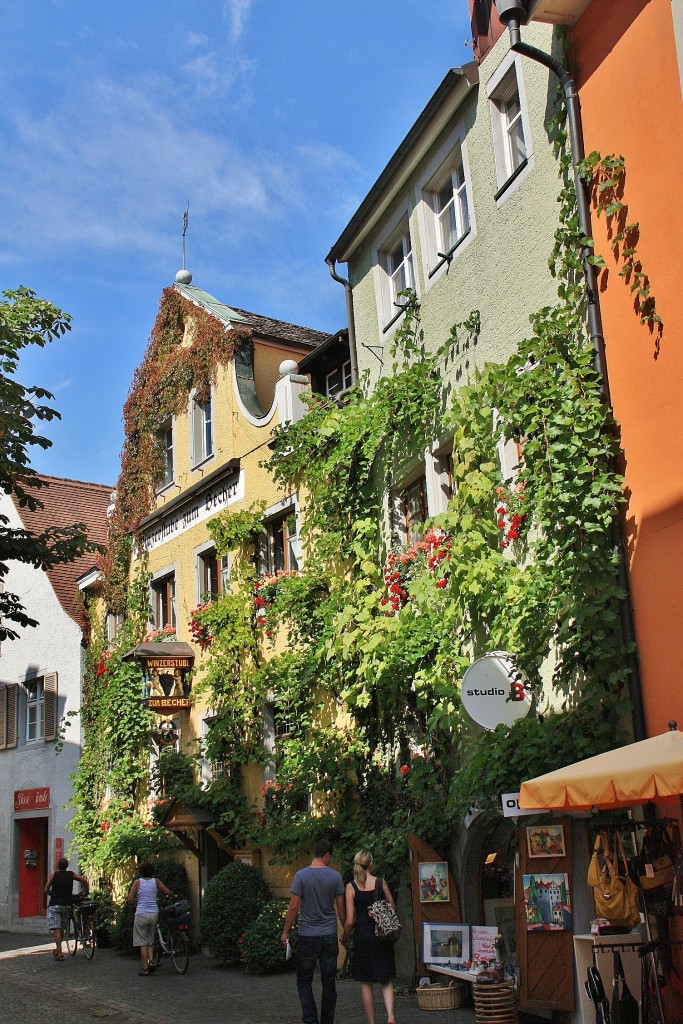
[325,257,359,385]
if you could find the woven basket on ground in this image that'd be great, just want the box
[472,980,517,1024]
[416,980,466,1010]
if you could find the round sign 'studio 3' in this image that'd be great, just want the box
[460,651,532,730]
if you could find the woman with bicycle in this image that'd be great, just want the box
[44,857,89,961]
[127,861,172,976]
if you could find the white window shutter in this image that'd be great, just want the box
[44,672,58,742]
[6,684,17,748]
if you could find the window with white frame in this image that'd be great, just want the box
[106,610,125,643]
[377,220,415,329]
[488,58,531,196]
[152,572,176,630]
[26,679,44,742]
[256,509,299,575]
[430,151,470,261]
[196,545,229,602]
[191,392,213,468]
[415,129,474,284]
[157,417,174,489]
[393,472,427,546]
[325,360,352,399]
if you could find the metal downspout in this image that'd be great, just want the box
[325,257,359,384]
[504,18,647,743]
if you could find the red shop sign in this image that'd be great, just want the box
[14,788,51,811]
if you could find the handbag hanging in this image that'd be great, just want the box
[611,951,639,1024]
[589,832,640,929]
[367,875,402,943]
[637,821,679,892]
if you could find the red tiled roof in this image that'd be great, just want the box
[10,474,112,628]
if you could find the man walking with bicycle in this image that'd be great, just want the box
[44,857,89,961]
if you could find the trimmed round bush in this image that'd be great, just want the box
[201,860,271,962]
[243,899,297,974]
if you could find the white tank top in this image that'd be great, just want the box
[136,876,158,915]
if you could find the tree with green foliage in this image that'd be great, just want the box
[0,286,99,640]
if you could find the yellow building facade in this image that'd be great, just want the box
[127,280,329,898]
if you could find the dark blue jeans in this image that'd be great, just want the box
[296,933,339,1024]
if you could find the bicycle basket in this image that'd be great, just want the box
[78,901,97,918]
[166,899,191,923]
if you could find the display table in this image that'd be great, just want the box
[426,963,487,985]
[573,933,642,1024]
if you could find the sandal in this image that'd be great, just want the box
[53,952,65,961]
[138,969,150,976]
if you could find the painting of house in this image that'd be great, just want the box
[523,873,571,931]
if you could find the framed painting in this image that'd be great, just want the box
[523,872,572,931]
[422,921,471,965]
[526,824,566,859]
[419,861,450,903]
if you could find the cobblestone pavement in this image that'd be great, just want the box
[0,932,478,1024]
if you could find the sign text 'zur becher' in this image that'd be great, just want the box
[145,697,192,711]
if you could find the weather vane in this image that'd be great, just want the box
[182,202,190,270]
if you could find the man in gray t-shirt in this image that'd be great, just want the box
[282,839,345,1024]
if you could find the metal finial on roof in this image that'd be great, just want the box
[175,202,192,285]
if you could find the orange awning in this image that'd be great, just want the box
[519,728,683,810]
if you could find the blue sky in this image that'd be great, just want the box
[2,0,473,486]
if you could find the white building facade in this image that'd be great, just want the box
[0,475,110,933]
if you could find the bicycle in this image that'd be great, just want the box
[151,898,191,974]
[65,893,97,960]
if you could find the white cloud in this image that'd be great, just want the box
[223,0,253,41]
[180,51,256,98]
[0,77,286,258]
[186,31,209,47]
[52,378,73,393]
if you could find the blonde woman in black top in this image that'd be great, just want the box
[342,850,397,1024]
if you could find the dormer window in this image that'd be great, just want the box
[325,360,352,399]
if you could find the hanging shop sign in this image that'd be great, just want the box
[501,791,549,818]
[146,656,193,671]
[145,697,191,712]
[460,651,532,730]
[14,787,51,811]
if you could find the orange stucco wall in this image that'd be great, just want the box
[571,0,683,735]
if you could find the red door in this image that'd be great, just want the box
[18,818,48,917]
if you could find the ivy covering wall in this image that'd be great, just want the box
[71,151,635,885]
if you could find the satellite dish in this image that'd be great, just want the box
[460,651,531,730]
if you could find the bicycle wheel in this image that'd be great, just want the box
[65,913,78,956]
[151,926,165,969]
[170,926,190,974]
[81,917,96,959]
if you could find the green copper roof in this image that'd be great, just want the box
[174,283,247,324]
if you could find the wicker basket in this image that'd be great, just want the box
[417,981,466,1010]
